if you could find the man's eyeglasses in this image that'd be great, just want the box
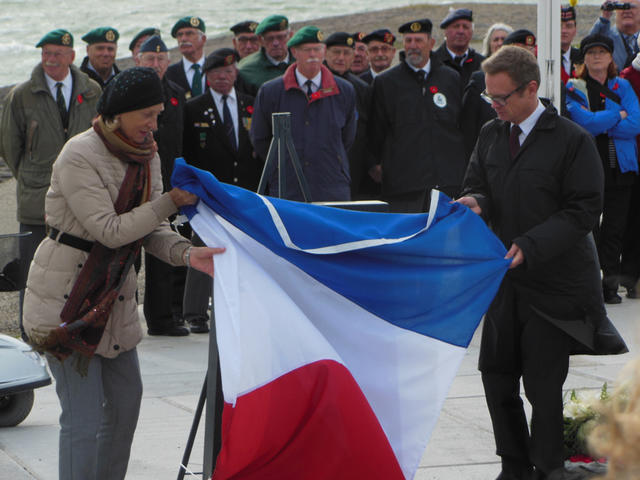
[481,83,528,106]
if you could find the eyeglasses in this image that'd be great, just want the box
[368,45,394,54]
[481,83,527,106]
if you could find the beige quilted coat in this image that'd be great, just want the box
[23,128,191,358]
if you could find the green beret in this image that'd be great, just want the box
[255,15,289,36]
[36,29,74,48]
[82,27,119,44]
[287,25,324,48]
[171,16,206,38]
[129,27,161,51]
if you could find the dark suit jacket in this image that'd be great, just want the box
[182,89,261,191]
[79,56,120,90]
[431,43,484,89]
[166,60,206,99]
[359,69,374,85]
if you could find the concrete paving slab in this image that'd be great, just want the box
[1,286,638,480]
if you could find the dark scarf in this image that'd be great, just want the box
[35,116,157,362]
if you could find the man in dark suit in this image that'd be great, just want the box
[182,48,261,333]
[431,8,484,87]
[359,29,396,84]
[370,18,466,212]
[165,16,207,99]
[135,35,190,336]
[457,46,627,480]
[561,5,582,83]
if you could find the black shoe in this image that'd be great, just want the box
[603,290,622,304]
[626,286,640,299]
[190,319,210,334]
[147,321,190,336]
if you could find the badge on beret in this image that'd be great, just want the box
[433,92,447,108]
[249,22,258,32]
[383,32,393,44]
[106,30,116,42]
[347,37,353,46]
[280,19,287,29]
[357,32,364,41]
[62,33,71,46]
[156,45,161,52]
[317,31,324,41]
[190,17,200,27]
[526,35,534,46]
[224,54,234,66]
[410,22,421,32]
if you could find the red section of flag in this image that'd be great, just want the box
[212,360,404,480]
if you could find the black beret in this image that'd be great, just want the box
[352,32,366,43]
[398,19,433,35]
[82,27,119,44]
[129,28,160,51]
[203,48,239,72]
[36,29,73,48]
[362,29,395,45]
[230,21,258,35]
[97,67,164,117]
[324,32,355,48]
[503,29,536,47]
[139,35,168,54]
[171,17,206,38]
[561,5,576,22]
[580,33,614,56]
[440,8,473,29]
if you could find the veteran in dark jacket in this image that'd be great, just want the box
[323,32,379,199]
[165,16,207,98]
[458,46,627,480]
[182,48,261,334]
[431,9,484,88]
[134,35,191,336]
[250,26,357,202]
[79,27,120,89]
[370,18,465,212]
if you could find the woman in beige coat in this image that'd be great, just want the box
[22,67,224,480]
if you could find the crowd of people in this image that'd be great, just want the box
[0,1,639,479]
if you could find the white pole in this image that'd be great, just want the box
[537,0,563,111]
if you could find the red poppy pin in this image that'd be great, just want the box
[612,82,619,90]
[170,97,178,106]
[464,58,473,64]
[600,92,606,98]
[429,86,438,94]
[77,94,83,104]
[246,105,254,114]
[311,91,321,100]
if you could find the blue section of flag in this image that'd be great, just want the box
[172,159,509,348]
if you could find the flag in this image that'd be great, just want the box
[172,159,510,480]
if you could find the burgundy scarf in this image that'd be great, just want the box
[39,116,157,361]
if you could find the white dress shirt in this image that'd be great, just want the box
[183,56,205,87]
[513,100,546,145]
[45,70,72,110]
[210,87,239,146]
[295,68,322,94]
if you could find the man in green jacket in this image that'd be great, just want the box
[237,14,295,94]
[0,28,101,339]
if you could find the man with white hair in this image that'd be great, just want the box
[432,8,484,87]
[250,26,357,202]
[591,0,640,70]
[0,29,101,339]
[165,16,207,98]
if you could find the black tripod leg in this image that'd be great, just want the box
[177,376,208,480]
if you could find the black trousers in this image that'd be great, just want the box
[621,178,640,288]
[182,233,212,323]
[143,251,187,329]
[480,282,572,477]
[18,223,47,339]
[595,184,633,292]
[383,186,459,214]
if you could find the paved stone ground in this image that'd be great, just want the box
[0,297,637,479]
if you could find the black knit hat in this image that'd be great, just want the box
[97,67,164,116]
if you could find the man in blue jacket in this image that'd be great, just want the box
[250,25,357,202]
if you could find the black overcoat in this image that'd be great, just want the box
[155,77,186,192]
[182,89,261,191]
[462,104,627,369]
[370,58,465,198]
[431,43,484,89]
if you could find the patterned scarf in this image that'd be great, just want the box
[35,116,157,363]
